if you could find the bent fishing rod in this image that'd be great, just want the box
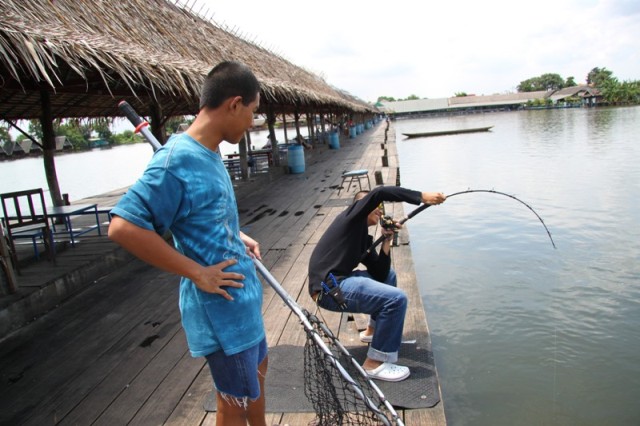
[364,189,556,258]
[118,100,403,426]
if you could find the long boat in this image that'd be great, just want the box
[402,125,493,139]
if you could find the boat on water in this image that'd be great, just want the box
[402,126,493,139]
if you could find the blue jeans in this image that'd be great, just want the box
[205,337,267,402]
[317,269,407,363]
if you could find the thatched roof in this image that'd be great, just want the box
[0,0,373,121]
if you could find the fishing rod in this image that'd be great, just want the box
[118,100,162,151]
[364,189,556,258]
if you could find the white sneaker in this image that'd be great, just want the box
[359,330,373,343]
[365,362,410,382]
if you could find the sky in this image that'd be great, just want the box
[187,0,640,103]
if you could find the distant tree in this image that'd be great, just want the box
[565,76,577,87]
[518,73,568,92]
[600,79,640,105]
[405,94,420,100]
[587,67,614,87]
[164,115,193,134]
[517,78,537,92]
[92,119,114,144]
[377,96,396,102]
[113,129,141,145]
[57,123,88,149]
[28,120,44,142]
[454,92,468,97]
[539,73,565,91]
[0,125,11,144]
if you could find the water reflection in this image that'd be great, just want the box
[396,106,640,425]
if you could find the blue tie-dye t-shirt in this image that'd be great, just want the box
[111,133,265,357]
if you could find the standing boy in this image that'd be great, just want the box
[109,61,268,425]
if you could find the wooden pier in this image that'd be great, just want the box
[0,122,446,425]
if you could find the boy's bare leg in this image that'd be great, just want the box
[215,356,268,426]
[247,355,268,426]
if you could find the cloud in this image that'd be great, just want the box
[198,0,640,102]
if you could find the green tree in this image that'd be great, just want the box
[518,73,568,92]
[600,79,640,105]
[565,76,577,87]
[0,125,11,145]
[164,115,193,134]
[28,120,44,142]
[538,73,565,91]
[517,78,538,92]
[92,118,114,143]
[405,94,420,100]
[587,67,614,87]
[377,96,396,102]
[454,92,468,97]
[113,130,142,145]
[57,123,88,149]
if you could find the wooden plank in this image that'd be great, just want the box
[163,366,211,426]
[128,351,205,425]
[91,329,189,425]
[5,268,180,425]
[25,303,182,426]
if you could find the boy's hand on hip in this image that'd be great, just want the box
[193,258,244,300]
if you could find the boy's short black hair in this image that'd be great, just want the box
[199,61,260,110]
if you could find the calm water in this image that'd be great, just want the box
[2,110,638,425]
[395,107,640,425]
[0,127,303,202]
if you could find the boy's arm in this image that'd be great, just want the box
[239,231,262,260]
[108,216,244,300]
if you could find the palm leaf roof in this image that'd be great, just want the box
[0,0,373,121]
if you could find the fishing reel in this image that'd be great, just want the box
[380,215,398,231]
[380,215,400,246]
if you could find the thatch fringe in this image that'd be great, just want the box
[0,0,374,120]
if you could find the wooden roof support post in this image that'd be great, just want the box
[239,133,249,180]
[320,113,327,142]
[266,107,280,166]
[149,102,167,146]
[293,110,302,141]
[306,112,314,142]
[40,89,64,207]
[282,113,288,144]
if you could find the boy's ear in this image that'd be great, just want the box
[228,96,243,113]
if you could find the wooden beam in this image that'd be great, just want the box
[40,89,64,207]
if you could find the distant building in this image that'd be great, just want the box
[381,85,601,118]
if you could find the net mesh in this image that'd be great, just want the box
[302,312,401,426]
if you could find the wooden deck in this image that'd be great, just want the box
[0,122,446,425]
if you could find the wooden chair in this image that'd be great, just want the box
[1,189,55,274]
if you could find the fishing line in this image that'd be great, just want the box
[445,189,556,249]
[365,188,556,258]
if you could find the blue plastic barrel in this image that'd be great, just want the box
[329,131,340,149]
[288,144,305,174]
[349,126,357,138]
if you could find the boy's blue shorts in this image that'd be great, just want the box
[205,337,268,401]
